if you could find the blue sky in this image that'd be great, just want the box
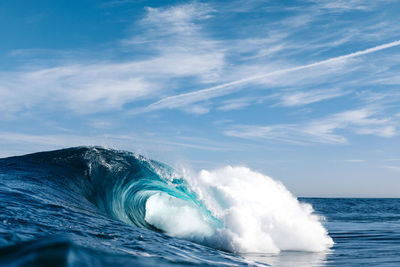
[1,0,400,197]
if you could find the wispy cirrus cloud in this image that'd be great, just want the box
[217,96,266,111]
[143,40,400,113]
[0,3,224,117]
[1,1,400,122]
[224,108,398,144]
[215,88,348,112]
[344,159,366,163]
[0,64,157,115]
[275,89,350,107]
[310,0,395,11]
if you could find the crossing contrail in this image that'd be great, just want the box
[144,40,400,112]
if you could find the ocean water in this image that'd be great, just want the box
[0,147,398,266]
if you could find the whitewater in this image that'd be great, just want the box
[3,146,398,266]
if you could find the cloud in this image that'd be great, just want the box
[0,64,157,115]
[356,90,400,104]
[181,104,210,115]
[143,40,400,112]
[224,124,307,144]
[217,97,258,111]
[2,1,400,121]
[224,108,398,144]
[309,0,392,11]
[299,108,397,142]
[214,88,346,111]
[141,3,213,35]
[276,89,349,107]
[0,3,224,116]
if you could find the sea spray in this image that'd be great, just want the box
[143,164,334,253]
[176,166,334,253]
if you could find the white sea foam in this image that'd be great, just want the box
[145,166,334,253]
[145,192,214,239]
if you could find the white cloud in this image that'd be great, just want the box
[310,0,391,11]
[0,3,224,116]
[224,108,398,144]
[143,40,400,112]
[181,104,210,115]
[344,159,366,163]
[276,89,349,107]
[224,124,308,145]
[218,98,254,111]
[2,1,400,120]
[142,3,213,35]
[356,90,400,103]
[355,126,396,138]
[217,96,270,111]
[301,108,397,142]
[0,64,157,115]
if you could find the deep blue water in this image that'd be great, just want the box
[0,147,399,266]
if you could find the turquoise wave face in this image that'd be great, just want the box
[21,147,220,237]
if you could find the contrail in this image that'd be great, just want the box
[144,40,400,112]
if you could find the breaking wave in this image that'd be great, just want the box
[3,147,333,253]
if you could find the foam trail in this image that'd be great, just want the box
[143,40,400,111]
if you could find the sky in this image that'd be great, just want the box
[1,0,400,197]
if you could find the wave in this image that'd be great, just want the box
[3,146,333,253]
